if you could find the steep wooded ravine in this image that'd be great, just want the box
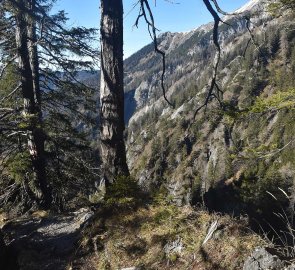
[123,0,295,223]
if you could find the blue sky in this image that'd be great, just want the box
[53,0,249,58]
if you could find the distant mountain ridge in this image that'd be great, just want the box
[123,0,265,124]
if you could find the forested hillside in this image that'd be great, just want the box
[125,0,295,221]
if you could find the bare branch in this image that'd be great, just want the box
[136,0,174,107]
[189,0,223,122]
[0,83,21,103]
[245,16,262,53]
[0,55,18,79]
[210,0,241,16]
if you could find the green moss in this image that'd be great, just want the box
[167,253,178,263]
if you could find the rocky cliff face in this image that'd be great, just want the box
[124,0,295,215]
[124,0,265,124]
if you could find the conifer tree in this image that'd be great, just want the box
[0,0,98,210]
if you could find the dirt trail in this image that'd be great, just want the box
[2,208,94,270]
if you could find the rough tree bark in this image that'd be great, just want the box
[99,0,129,184]
[15,0,51,207]
[27,0,41,106]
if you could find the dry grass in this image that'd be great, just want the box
[72,202,264,270]
[31,210,49,219]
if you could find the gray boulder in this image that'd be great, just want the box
[243,247,285,270]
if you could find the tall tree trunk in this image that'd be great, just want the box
[27,0,51,207]
[15,0,51,207]
[99,0,129,183]
[27,0,41,106]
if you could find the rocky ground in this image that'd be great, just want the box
[1,205,295,270]
[1,208,94,270]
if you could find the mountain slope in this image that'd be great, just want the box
[124,0,295,221]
